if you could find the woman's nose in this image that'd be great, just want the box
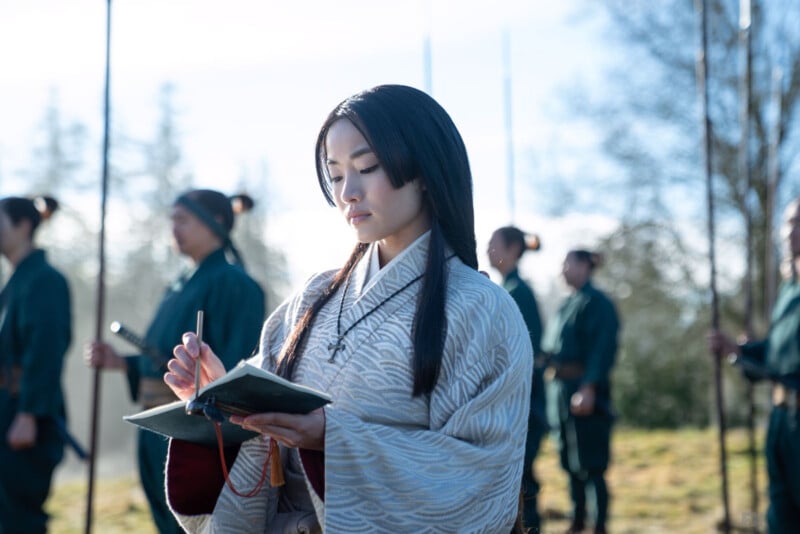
[340,171,362,203]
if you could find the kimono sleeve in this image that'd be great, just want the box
[17,270,71,416]
[581,293,620,386]
[322,312,532,531]
[123,355,142,403]
[739,340,766,364]
[166,281,316,533]
[508,283,542,355]
[737,341,768,382]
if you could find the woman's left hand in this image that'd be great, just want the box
[229,407,326,451]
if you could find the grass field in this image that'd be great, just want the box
[47,427,768,533]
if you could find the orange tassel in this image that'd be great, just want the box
[269,438,285,487]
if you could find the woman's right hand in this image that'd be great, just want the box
[84,341,126,370]
[164,332,226,401]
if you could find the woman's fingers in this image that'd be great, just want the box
[165,339,202,400]
[197,342,226,381]
[165,334,227,400]
[234,414,302,448]
[181,332,200,358]
[166,357,193,383]
[228,409,325,450]
[172,344,196,372]
[164,371,191,394]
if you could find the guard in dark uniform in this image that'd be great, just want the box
[0,196,71,534]
[542,249,619,534]
[488,226,546,532]
[87,189,265,534]
[710,196,800,534]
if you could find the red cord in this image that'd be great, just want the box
[214,421,270,498]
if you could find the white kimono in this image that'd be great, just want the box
[170,234,533,533]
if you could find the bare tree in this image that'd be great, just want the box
[576,0,800,330]
[19,90,89,195]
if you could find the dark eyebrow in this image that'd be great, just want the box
[350,146,373,159]
[326,146,374,165]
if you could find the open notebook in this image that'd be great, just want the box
[124,361,332,446]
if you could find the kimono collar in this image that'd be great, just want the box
[576,279,594,294]
[170,247,228,292]
[326,231,433,363]
[354,230,432,298]
[503,268,521,284]
[197,247,228,268]
[14,248,46,271]
[3,249,47,288]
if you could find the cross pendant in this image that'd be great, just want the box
[327,337,346,363]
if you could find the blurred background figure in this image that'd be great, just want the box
[709,196,800,534]
[85,189,265,534]
[541,249,619,534]
[487,225,546,532]
[0,196,72,534]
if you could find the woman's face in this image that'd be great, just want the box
[170,204,220,262]
[324,119,430,265]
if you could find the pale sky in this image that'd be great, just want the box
[0,0,616,296]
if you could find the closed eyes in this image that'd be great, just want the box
[328,163,380,184]
[360,164,380,175]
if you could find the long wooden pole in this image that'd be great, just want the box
[694,0,731,531]
[737,0,759,524]
[765,67,783,316]
[423,0,432,94]
[502,28,515,223]
[85,1,112,532]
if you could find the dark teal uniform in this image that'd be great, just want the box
[0,250,71,534]
[739,278,800,533]
[126,247,265,534]
[541,280,618,532]
[503,269,545,530]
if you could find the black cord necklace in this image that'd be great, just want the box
[327,270,424,363]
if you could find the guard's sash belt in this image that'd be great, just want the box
[544,362,586,381]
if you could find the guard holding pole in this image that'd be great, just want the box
[710,197,800,533]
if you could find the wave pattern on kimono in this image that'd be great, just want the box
[169,235,533,533]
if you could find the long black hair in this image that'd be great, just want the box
[277,84,477,396]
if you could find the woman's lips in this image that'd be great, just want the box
[348,211,370,225]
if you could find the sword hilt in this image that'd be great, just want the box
[109,321,166,366]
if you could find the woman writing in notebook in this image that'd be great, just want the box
[164,85,532,533]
